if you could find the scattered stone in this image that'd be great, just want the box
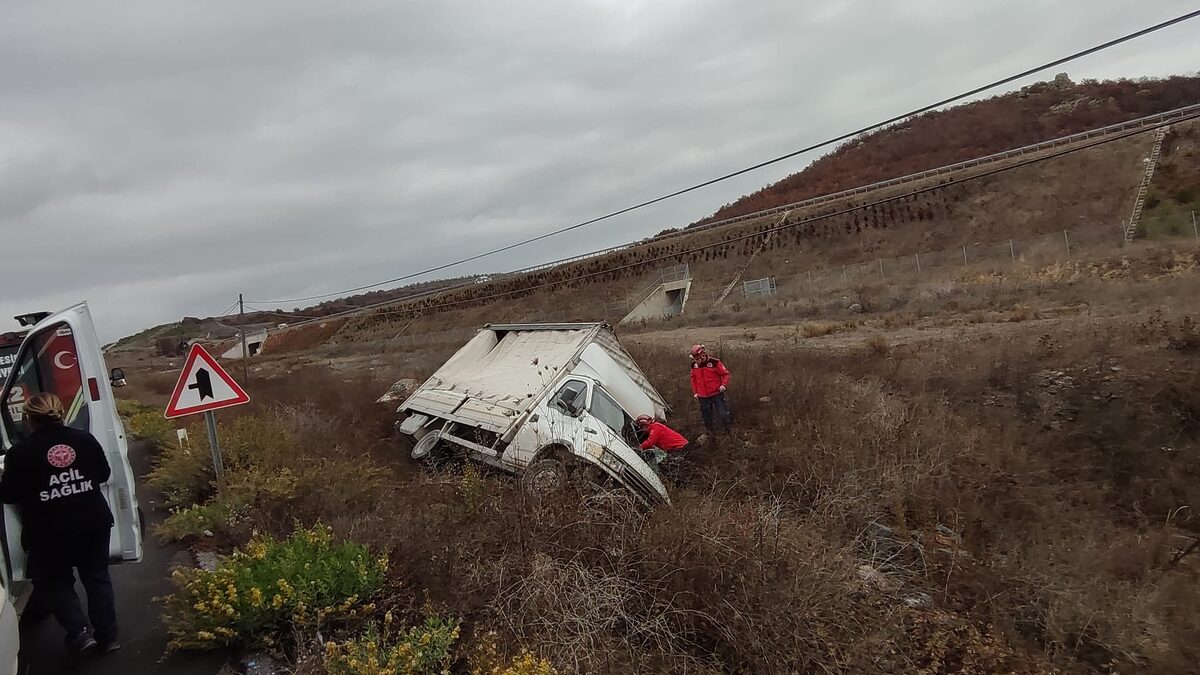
[903,592,933,609]
[194,550,220,571]
[856,564,898,592]
[758,396,772,405]
[377,378,422,404]
[245,654,282,675]
[847,302,865,313]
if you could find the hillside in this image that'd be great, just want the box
[117,75,1200,348]
[697,74,1200,224]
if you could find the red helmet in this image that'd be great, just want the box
[690,344,706,357]
[636,414,654,428]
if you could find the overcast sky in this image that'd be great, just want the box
[2,0,1198,342]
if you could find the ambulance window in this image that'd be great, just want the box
[2,323,91,446]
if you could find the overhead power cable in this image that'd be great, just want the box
[251,8,1200,306]
[205,300,240,320]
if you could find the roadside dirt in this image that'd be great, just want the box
[622,304,1138,353]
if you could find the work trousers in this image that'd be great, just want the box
[27,527,117,645]
[697,392,732,432]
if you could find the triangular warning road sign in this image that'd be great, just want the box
[164,344,250,419]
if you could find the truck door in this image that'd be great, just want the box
[0,302,142,582]
[586,386,670,504]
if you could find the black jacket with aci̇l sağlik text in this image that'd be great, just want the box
[0,424,114,553]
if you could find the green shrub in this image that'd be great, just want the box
[468,634,558,675]
[150,411,388,543]
[163,524,387,651]
[127,409,177,448]
[148,412,302,511]
[157,502,238,542]
[484,652,558,675]
[324,616,461,675]
[116,399,152,419]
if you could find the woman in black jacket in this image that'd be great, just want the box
[0,392,118,656]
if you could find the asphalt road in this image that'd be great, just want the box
[20,442,227,674]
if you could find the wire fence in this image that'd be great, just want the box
[752,220,1197,304]
[510,104,1200,276]
[351,216,1200,348]
[743,277,778,298]
[391,327,477,349]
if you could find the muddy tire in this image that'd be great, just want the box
[411,430,443,461]
[522,458,568,496]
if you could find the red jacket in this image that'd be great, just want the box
[640,422,688,452]
[690,357,730,398]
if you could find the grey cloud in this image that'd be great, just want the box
[2,0,1199,341]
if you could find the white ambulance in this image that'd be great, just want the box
[0,303,144,671]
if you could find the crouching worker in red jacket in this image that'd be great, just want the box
[635,415,688,471]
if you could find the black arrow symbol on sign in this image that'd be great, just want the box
[188,368,214,400]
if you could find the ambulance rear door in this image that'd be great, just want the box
[0,302,142,583]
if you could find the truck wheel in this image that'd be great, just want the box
[522,458,567,496]
[411,430,444,461]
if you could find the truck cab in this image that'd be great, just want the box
[508,374,668,504]
[0,303,143,619]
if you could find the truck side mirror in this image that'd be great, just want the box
[110,367,127,387]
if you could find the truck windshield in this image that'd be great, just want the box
[590,388,638,447]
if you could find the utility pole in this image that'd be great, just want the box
[238,293,250,384]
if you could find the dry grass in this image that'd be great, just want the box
[265,318,349,354]
[800,320,853,338]
[132,298,1200,673]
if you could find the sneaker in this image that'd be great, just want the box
[66,632,98,657]
[98,640,121,654]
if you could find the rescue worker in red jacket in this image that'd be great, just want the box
[0,393,119,657]
[636,415,688,452]
[635,415,687,470]
[689,344,732,434]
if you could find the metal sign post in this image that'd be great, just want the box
[204,411,225,492]
[164,343,250,495]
